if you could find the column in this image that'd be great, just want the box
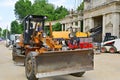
[89,17,94,29]
[78,21,81,27]
[112,13,119,37]
[102,14,106,41]
[83,19,86,32]
[73,22,76,28]
[65,23,67,31]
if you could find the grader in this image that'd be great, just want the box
[12,15,94,80]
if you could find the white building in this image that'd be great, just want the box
[84,0,120,42]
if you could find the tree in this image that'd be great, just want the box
[0,27,2,37]
[11,20,23,34]
[44,22,62,36]
[13,0,69,34]
[32,0,55,21]
[2,29,10,39]
[54,6,69,20]
[14,0,69,21]
[77,2,84,11]
[52,22,62,31]
[14,0,33,20]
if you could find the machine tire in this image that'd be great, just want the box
[25,52,38,80]
[109,46,117,53]
[71,72,85,77]
[101,47,107,53]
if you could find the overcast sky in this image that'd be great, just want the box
[0,0,82,30]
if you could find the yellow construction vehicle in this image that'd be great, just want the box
[12,15,94,80]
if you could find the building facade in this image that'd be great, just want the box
[60,11,83,32]
[45,11,83,32]
[84,0,120,42]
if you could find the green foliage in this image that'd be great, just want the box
[77,2,84,11]
[44,22,62,36]
[54,6,69,20]
[13,0,69,34]
[0,27,2,32]
[14,0,69,21]
[11,20,23,34]
[52,22,62,31]
[0,27,2,37]
[44,26,50,35]
[14,0,33,20]
[2,29,10,39]
[32,0,55,21]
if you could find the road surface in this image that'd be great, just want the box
[0,43,120,80]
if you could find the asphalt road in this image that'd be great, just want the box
[0,43,120,80]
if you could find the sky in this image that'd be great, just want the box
[0,0,83,30]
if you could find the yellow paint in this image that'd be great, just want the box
[52,31,70,39]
